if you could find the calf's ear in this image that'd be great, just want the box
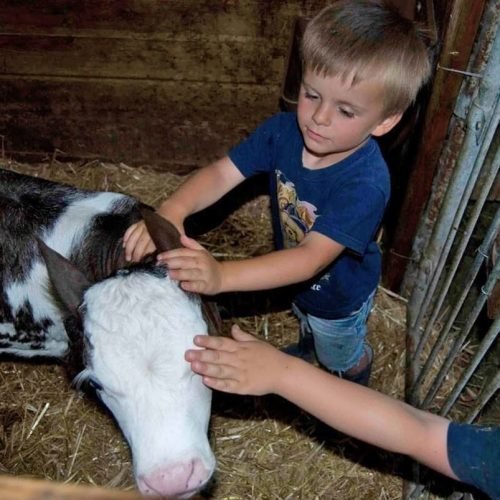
[140,207,183,252]
[140,208,223,334]
[37,238,91,317]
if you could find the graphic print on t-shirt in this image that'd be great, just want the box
[276,170,318,248]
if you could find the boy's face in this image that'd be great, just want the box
[297,69,401,166]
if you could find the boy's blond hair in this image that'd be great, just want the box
[302,0,432,116]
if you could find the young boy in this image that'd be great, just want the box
[184,326,499,500]
[124,0,431,385]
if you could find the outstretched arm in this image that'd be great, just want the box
[159,230,344,295]
[185,326,457,481]
[123,156,245,262]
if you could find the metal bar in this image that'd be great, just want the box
[411,90,499,356]
[413,144,499,360]
[410,204,500,400]
[401,0,498,298]
[440,318,500,417]
[466,371,500,423]
[409,28,500,358]
[422,260,500,408]
[421,260,500,408]
[403,5,498,498]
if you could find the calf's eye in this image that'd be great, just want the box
[87,378,103,392]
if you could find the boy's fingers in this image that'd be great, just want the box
[158,249,202,265]
[123,225,138,248]
[193,335,238,352]
[192,335,216,349]
[190,360,240,383]
[124,226,149,261]
[131,237,151,262]
[162,256,198,271]
[185,348,221,364]
[180,234,205,250]
[201,376,237,394]
[123,224,135,243]
[123,222,144,244]
[231,324,256,342]
[124,234,138,261]
[179,280,203,294]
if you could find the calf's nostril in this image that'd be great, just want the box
[138,459,211,497]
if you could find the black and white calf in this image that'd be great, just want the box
[0,168,217,498]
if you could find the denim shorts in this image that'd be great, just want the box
[293,289,376,372]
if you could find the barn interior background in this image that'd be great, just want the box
[0,0,498,499]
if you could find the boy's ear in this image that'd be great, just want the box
[371,113,403,137]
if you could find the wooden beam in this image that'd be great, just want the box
[0,78,279,169]
[383,0,487,292]
[0,474,143,499]
[0,34,285,84]
[0,0,292,38]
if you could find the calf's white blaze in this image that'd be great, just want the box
[81,271,215,491]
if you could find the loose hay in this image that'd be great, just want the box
[0,158,411,499]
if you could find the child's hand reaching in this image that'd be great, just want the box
[123,220,156,262]
[124,209,185,263]
[158,234,224,295]
[185,325,290,395]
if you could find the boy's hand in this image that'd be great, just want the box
[123,210,185,263]
[123,221,156,262]
[185,325,287,395]
[158,234,223,295]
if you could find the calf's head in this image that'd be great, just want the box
[38,211,215,498]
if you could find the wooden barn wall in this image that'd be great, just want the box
[0,0,419,172]
[0,0,333,171]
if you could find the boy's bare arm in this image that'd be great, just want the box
[157,156,245,224]
[186,327,457,481]
[160,230,344,294]
[123,156,244,262]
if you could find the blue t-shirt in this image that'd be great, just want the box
[229,112,390,319]
[447,423,500,499]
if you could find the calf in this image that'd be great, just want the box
[0,168,217,498]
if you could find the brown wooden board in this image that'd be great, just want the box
[1,0,319,166]
[0,0,296,38]
[0,474,143,500]
[0,78,279,169]
[0,0,420,168]
[0,35,285,84]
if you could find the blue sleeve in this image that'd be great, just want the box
[447,422,500,499]
[228,114,284,178]
[312,182,386,255]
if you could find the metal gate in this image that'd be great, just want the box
[403,1,499,497]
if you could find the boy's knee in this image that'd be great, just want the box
[312,325,366,372]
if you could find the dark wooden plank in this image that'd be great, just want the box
[0,0,304,39]
[0,0,425,174]
[0,474,142,499]
[0,0,304,168]
[0,78,279,169]
[0,34,285,84]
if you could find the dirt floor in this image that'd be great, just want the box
[0,158,455,499]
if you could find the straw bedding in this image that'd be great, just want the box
[0,158,421,499]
